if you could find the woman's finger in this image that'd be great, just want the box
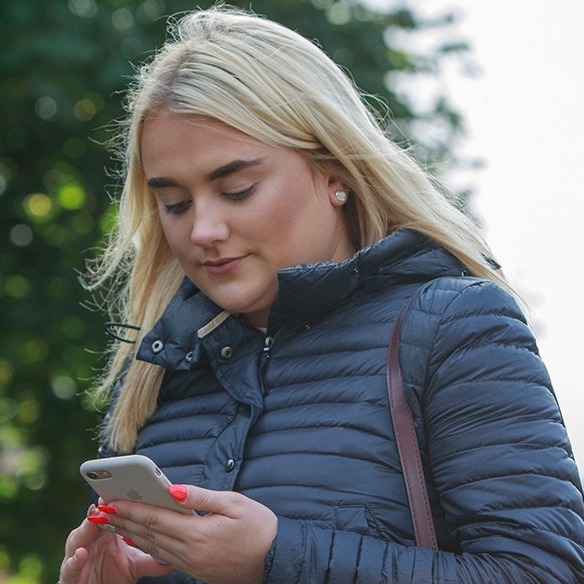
[85,485,277,583]
[59,547,89,584]
[64,515,102,555]
[96,499,195,541]
[167,483,242,516]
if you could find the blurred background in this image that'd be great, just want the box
[0,0,581,581]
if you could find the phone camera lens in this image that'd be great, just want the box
[86,471,99,480]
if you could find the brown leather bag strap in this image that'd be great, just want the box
[387,306,438,550]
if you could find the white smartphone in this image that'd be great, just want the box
[80,454,193,514]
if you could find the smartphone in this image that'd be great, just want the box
[80,454,193,514]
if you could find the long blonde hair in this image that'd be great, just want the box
[86,6,508,452]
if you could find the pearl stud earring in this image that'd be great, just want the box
[335,190,348,203]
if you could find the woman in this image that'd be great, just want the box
[60,6,584,583]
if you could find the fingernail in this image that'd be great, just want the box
[168,484,187,501]
[122,536,137,547]
[97,504,117,515]
[87,515,110,525]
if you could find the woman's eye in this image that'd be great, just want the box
[164,200,191,215]
[224,185,256,202]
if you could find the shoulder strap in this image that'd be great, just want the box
[387,306,438,550]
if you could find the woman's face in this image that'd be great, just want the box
[141,111,355,327]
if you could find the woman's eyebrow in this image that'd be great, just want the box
[147,177,178,189]
[207,158,265,181]
[146,158,265,190]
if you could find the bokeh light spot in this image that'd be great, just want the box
[0,360,15,385]
[19,339,49,364]
[42,224,67,246]
[137,0,165,23]
[112,7,134,30]
[17,399,40,424]
[0,397,17,423]
[0,476,18,500]
[72,212,94,234]
[35,96,58,121]
[61,315,85,338]
[74,98,97,121]
[68,0,97,18]
[58,182,86,210]
[17,553,43,579]
[51,375,78,400]
[4,275,30,299]
[9,223,33,247]
[24,193,53,220]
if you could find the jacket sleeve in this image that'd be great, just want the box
[263,279,584,583]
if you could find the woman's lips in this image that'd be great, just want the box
[203,255,248,275]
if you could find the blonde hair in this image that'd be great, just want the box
[86,6,509,452]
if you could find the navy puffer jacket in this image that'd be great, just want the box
[111,229,584,583]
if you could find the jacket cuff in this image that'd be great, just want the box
[262,517,306,584]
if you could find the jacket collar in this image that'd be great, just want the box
[136,229,466,369]
[271,228,463,319]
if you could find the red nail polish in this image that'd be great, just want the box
[122,536,137,548]
[97,504,117,515]
[87,515,110,525]
[168,484,187,501]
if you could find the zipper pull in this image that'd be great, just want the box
[262,335,274,359]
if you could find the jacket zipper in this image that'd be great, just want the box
[259,323,285,393]
[261,320,286,361]
[262,335,274,359]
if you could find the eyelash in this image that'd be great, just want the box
[163,185,256,215]
[224,185,256,202]
[164,201,191,216]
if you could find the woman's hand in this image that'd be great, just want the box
[59,504,175,584]
[90,485,278,584]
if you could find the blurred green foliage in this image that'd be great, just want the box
[0,0,469,580]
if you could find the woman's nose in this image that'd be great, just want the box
[189,203,230,247]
